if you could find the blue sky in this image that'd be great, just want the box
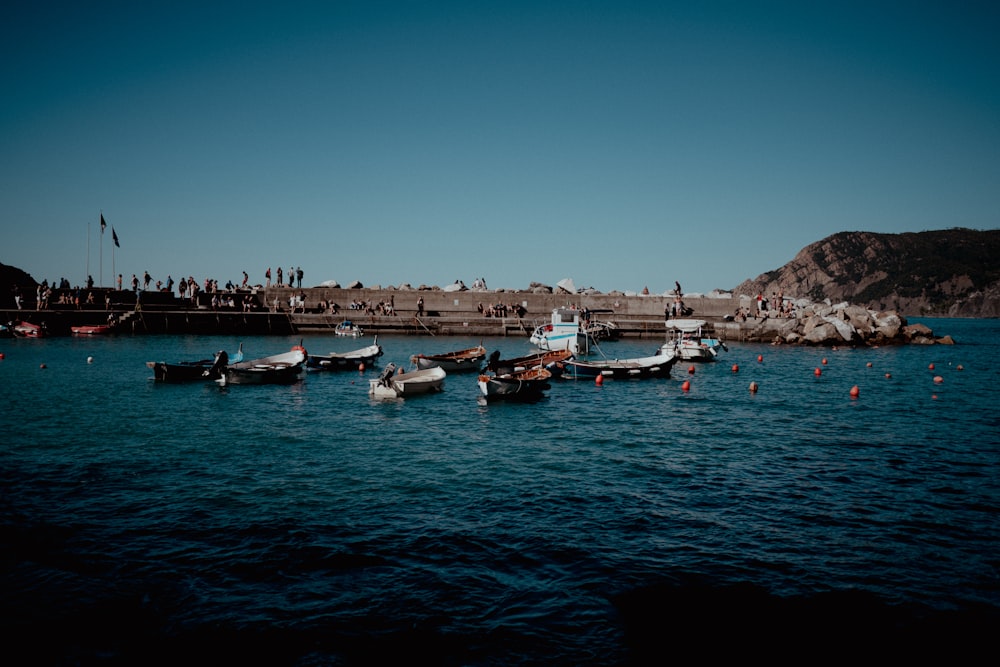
[3,1,998,295]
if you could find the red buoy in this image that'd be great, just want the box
[731,364,739,373]
[849,385,860,398]
[821,358,828,365]
[928,363,935,370]
[933,375,943,384]
[757,354,763,363]
[595,374,604,386]
[814,368,822,377]
[687,365,696,375]
[681,380,691,391]
[358,363,365,372]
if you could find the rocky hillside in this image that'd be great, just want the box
[733,229,1000,318]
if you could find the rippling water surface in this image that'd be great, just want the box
[2,318,998,664]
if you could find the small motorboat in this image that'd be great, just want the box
[147,350,230,383]
[660,319,727,362]
[335,320,364,337]
[478,366,553,402]
[12,321,47,338]
[307,338,384,371]
[483,348,573,378]
[219,344,307,385]
[411,344,487,373]
[71,324,115,336]
[560,350,678,380]
[369,363,446,398]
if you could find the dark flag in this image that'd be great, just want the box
[112,227,120,248]
[100,213,107,234]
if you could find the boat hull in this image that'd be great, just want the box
[561,353,677,379]
[307,343,383,371]
[222,364,303,385]
[369,366,446,398]
[147,360,222,382]
[411,346,487,373]
[71,325,114,336]
[478,368,552,402]
[221,346,307,385]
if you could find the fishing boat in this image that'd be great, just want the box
[369,363,446,398]
[528,308,598,354]
[11,321,47,338]
[560,350,678,380]
[478,367,553,402]
[335,320,364,337]
[306,338,384,371]
[660,319,727,362]
[219,344,306,385]
[147,350,230,383]
[483,348,573,378]
[411,344,487,373]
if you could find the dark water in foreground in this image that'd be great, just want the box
[2,318,998,664]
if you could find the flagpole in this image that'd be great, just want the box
[100,214,104,288]
[87,222,91,287]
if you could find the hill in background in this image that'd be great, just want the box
[733,228,1000,318]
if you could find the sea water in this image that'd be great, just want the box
[1,318,998,664]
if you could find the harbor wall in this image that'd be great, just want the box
[2,286,747,339]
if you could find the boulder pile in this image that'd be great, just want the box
[741,302,954,346]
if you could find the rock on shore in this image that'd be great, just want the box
[739,302,953,346]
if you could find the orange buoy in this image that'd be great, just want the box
[928,363,935,370]
[866,362,873,368]
[821,358,828,365]
[956,364,964,371]
[849,385,860,398]
[884,373,892,379]
[687,365,696,375]
[681,380,690,391]
[731,364,739,372]
[39,363,46,369]
[814,368,822,377]
[933,375,943,384]
[748,381,758,393]
[358,362,365,372]
[595,374,604,386]
[757,354,763,363]
[0,352,4,359]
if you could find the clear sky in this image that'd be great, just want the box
[3,1,998,295]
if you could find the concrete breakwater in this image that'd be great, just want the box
[2,285,945,345]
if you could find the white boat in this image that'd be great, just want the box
[219,345,307,385]
[369,363,446,398]
[528,308,596,354]
[307,338,384,371]
[561,351,678,379]
[660,319,727,362]
[335,320,364,337]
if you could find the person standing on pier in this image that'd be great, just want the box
[296,267,303,288]
[265,267,271,287]
[277,267,283,287]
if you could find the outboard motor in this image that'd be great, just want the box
[378,362,397,386]
[487,350,501,373]
[206,350,228,379]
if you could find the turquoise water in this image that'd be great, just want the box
[2,318,998,664]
